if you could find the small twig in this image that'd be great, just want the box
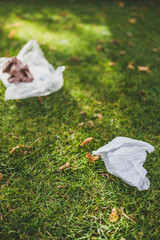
[120,207,136,224]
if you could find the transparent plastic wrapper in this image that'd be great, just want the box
[0,40,65,100]
[92,137,155,191]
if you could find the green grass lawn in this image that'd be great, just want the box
[0,0,160,239]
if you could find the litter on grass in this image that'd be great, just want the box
[0,39,65,100]
[92,137,154,191]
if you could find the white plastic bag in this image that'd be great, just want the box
[0,40,65,100]
[92,137,154,191]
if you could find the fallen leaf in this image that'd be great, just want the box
[119,51,126,56]
[118,1,125,8]
[60,12,68,16]
[86,121,94,127]
[9,144,31,154]
[130,12,138,16]
[86,153,100,163]
[0,173,3,180]
[128,41,135,46]
[111,39,120,44]
[108,62,116,67]
[127,33,133,37]
[81,137,94,147]
[130,6,137,10]
[138,91,145,96]
[97,113,103,120]
[120,207,136,224]
[152,48,158,52]
[96,45,104,52]
[8,29,16,38]
[109,207,119,222]
[98,39,104,44]
[38,96,43,103]
[58,162,70,171]
[128,61,135,69]
[128,18,137,24]
[101,173,110,180]
[69,56,82,62]
[56,185,66,189]
[5,52,10,57]
[142,6,148,10]
[79,122,84,126]
[138,66,150,72]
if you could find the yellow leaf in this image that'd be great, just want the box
[128,61,135,69]
[128,18,137,24]
[109,207,119,222]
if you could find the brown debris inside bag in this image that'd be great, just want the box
[3,57,33,83]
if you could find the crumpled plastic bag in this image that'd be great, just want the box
[92,137,155,191]
[0,39,65,100]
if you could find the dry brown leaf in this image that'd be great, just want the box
[130,6,137,10]
[60,12,68,16]
[108,62,116,67]
[96,44,104,52]
[120,207,136,224]
[97,113,103,120]
[138,66,150,72]
[118,1,125,8]
[9,144,31,154]
[109,207,119,222]
[59,162,70,171]
[138,91,145,96]
[127,33,133,37]
[128,18,137,24]
[152,48,158,52]
[69,56,82,62]
[56,185,66,189]
[86,153,100,163]
[98,39,104,44]
[101,173,110,180]
[128,61,135,69]
[86,121,94,127]
[0,173,3,180]
[8,29,16,38]
[79,122,84,127]
[128,42,135,46]
[142,6,148,10]
[119,51,126,56]
[38,96,43,104]
[81,137,94,147]
[111,39,120,44]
